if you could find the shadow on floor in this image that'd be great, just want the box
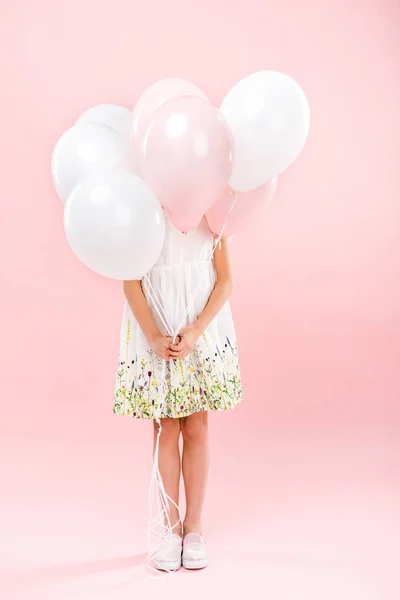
[3,552,147,590]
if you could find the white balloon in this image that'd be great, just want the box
[220,71,310,191]
[63,170,165,280]
[51,123,133,203]
[77,104,133,139]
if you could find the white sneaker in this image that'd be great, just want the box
[182,532,209,569]
[153,532,183,571]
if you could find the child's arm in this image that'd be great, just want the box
[168,236,233,358]
[123,280,173,360]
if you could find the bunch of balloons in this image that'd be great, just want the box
[52,72,310,280]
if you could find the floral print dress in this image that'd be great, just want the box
[112,211,243,419]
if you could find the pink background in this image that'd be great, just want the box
[1,0,399,598]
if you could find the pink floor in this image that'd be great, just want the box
[1,0,400,598]
[1,407,398,600]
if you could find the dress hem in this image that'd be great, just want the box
[112,393,243,420]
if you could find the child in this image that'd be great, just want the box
[113,208,243,571]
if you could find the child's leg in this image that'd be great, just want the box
[153,418,182,535]
[180,411,209,536]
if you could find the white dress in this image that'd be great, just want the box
[112,211,243,419]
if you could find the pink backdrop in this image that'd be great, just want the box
[1,1,399,598]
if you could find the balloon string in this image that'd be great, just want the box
[142,274,174,337]
[174,232,186,339]
[143,379,182,579]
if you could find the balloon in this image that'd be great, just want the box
[140,96,234,232]
[51,123,132,203]
[131,78,207,175]
[64,170,165,280]
[220,71,310,191]
[206,178,278,237]
[77,104,133,139]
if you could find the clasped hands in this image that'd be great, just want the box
[148,324,202,361]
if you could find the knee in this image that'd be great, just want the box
[181,412,208,444]
[154,418,180,445]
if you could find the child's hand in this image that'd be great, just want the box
[168,325,201,359]
[148,333,174,360]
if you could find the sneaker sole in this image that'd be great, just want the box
[154,559,182,571]
[182,558,208,569]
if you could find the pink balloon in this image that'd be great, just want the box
[140,96,234,232]
[206,178,278,237]
[131,78,207,175]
